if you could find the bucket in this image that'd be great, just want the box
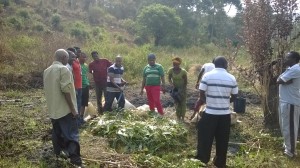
[234,97,246,113]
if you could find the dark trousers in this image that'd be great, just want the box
[95,85,106,113]
[104,91,125,112]
[196,112,231,167]
[51,113,82,165]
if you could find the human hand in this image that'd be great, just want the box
[190,111,196,120]
[140,90,144,96]
[195,83,199,89]
[194,98,203,113]
[71,110,79,118]
[286,79,293,84]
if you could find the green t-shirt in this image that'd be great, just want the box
[143,63,164,86]
[167,68,187,89]
[81,63,90,88]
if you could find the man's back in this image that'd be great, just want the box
[279,64,300,106]
[200,68,238,115]
[44,61,77,119]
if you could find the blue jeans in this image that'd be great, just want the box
[76,89,83,125]
[104,91,125,112]
[51,113,82,165]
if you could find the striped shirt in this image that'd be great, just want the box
[199,68,238,115]
[107,64,124,92]
[143,63,164,86]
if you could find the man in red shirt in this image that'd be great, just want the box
[89,51,112,114]
[67,47,83,125]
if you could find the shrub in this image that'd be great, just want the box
[0,0,10,7]
[17,9,30,19]
[33,23,44,32]
[70,22,90,40]
[88,6,105,24]
[51,14,61,29]
[8,17,22,30]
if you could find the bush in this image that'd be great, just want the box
[70,22,90,40]
[8,17,22,30]
[88,6,105,24]
[51,14,61,29]
[17,9,30,19]
[0,0,10,7]
[33,23,44,32]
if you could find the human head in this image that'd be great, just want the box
[55,49,69,65]
[91,51,99,61]
[284,51,300,67]
[172,57,182,69]
[67,50,76,65]
[79,52,87,64]
[115,55,123,67]
[74,46,81,58]
[213,56,228,69]
[147,53,156,66]
[67,47,76,54]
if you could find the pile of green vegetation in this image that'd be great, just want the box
[90,111,188,154]
[87,110,206,168]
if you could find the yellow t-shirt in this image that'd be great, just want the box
[43,61,77,119]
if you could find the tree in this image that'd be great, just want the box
[241,0,299,128]
[136,4,182,46]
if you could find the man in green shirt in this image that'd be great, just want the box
[79,52,90,120]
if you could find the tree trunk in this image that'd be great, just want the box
[262,84,279,129]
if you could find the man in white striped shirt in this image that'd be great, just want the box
[194,56,238,168]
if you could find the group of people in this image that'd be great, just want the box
[43,48,300,167]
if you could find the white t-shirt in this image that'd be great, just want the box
[279,64,300,106]
[199,68,238,115]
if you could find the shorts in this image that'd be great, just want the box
[81,86,89,107]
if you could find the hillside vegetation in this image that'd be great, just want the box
[1,0,300,168]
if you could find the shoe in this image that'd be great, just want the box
[284,151,294,158]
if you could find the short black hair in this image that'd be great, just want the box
[67,47,76,53]
[91,51,98,55]
[288,51,300,63]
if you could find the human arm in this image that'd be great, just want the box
[161,75,166,94]
[276,77,293,85]
[167,68,173,87]
[183,70,188,88]
[63,92,78,117]
[60,68,78,117]
[190,90,206,120]
[195,68,204,89]
[140,76,146,96]
[159,65,166,93]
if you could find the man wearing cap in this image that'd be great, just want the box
[89,51,112,114]
[140,53,166,116]
[43,49,83,167]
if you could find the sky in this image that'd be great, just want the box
[224,0,300,17]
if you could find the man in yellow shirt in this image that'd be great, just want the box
[44,49,83,167]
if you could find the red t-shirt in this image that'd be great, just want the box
[72,59,82,89]
[89,59,112,86]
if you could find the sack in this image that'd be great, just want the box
[170,88,181,103]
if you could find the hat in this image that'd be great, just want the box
[148,53,156,60]
[172,57,182,64]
